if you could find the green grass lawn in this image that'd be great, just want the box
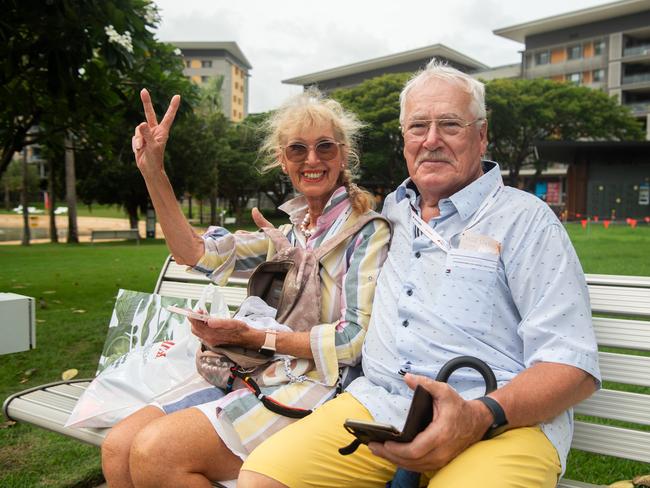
[0,241,169,487]
[1,224,649,487]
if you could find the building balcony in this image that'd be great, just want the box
[622,72,650,84]
[624,44,650,57]
[624,101,650,115]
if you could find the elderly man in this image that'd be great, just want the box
[237,60,601,488]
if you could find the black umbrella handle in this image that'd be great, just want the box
[435,356,497,394]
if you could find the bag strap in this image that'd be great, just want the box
[229,367,313,419]
[258,212,388,263]
[259,226,293,254]
[312,212,389,261]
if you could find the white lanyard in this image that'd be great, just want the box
[410,181,503,254]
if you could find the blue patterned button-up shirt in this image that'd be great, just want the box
[346,161,601,473]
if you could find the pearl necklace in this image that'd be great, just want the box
[299,212,314,238]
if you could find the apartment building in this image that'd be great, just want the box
[283,44,490,93]
[173,42,251,122]
[495,0,650,139]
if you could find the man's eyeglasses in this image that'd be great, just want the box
[401,118,484,140]
[281,140,343,163]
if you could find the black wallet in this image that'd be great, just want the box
[340,385,432,454]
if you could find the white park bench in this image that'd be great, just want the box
[3,258,650,487]
[90,229,141,243]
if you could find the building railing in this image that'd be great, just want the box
[623,44,650,57]
[623,102,650,115]
[622,72,650,84]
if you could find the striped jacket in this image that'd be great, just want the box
[192,186,390,455]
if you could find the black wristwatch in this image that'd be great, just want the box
[476,396,508,439]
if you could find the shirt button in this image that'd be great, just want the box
[415,252,421,258]
[406,289,413,296]
[402,320,409,327]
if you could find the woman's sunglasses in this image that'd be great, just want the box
[282,140,343,163]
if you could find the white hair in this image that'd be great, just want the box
[399,58,487,124]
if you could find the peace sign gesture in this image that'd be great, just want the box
[132,88,180,177]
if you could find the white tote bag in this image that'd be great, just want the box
[66,285,229,428]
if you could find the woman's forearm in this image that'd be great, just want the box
[141,168,204,265]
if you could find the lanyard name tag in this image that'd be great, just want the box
[446,248,499,273]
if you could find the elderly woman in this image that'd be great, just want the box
[100,88,391,487]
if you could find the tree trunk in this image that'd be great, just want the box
[47,159,58,243]
[188,194,193,220]
[3,179,10,211]
[209,189,218,226]
[126,204,139,231]
[21,148,30,246]
[199,199,204,226]
[64,132,79,243]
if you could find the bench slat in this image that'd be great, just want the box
[161,261,249,287]
[588,285,650,318]
[47,382,92,398]
[586,274,650,288]
[158,281,247,309]
[5,394,106,446]
[593,317,650,351]
[572,421,650,463]
[598,351,650,387]
[575,388,650,425]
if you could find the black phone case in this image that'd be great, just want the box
[344,385,433,444]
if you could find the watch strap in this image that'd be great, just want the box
[476,396,508,439]
[259,329,277,357]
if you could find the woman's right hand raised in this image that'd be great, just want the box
[132,88,180,177]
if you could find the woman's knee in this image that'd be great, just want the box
[102,421,134,466]
[101,406,164,468]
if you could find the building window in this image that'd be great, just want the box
[535,50,550,65]
[568,72,582,84]
[567,44,582,60]
[185,60,191,68]
[594,40,605,56]
[592,68,605,82]
[201,60,212,68]
[235,81,239,90]
[201,76,209,83]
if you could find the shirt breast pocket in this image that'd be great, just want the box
[436,249,499,333]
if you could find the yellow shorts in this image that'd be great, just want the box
[241,392,561,488]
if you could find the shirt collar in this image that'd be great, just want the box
[395,161,503,221]
[278,186,349,227]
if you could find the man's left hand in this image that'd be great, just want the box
[368,373,492,472]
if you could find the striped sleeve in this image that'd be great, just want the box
[310,217,390,385]
[191,225,288,285]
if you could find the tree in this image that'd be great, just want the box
[76,43,198,230]
[485,78,645,186]
[217,122,264,220]
[332,73,410,195]
[0,0,160,178]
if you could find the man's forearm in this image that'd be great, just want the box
[488,362,597,429]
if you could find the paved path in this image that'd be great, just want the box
[0,213,166,245]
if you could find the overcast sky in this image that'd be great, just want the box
[153,0,616,113]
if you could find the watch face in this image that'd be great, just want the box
[259,347,275,357]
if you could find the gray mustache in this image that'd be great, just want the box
[415,151,453,165]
